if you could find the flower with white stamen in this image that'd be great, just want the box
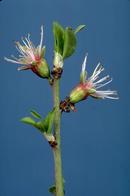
[5,26,50,79]
[69,54,118,104]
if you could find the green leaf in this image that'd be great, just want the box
[74,25,86,34]
[63,27,77,59]
[30,110,42,119]
[53,22,65,55]
[37,108,55,134]
[49,185,56,194]
[21,117,36,126]
[35,121,46,133]
[43,109,55,134]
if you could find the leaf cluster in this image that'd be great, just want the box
[53,22,85,59]
[21,109,55,135]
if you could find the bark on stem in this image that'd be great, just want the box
[53,79,64,196]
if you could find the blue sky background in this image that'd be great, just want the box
[0,0,129,196]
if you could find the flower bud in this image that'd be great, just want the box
[51,52,63,79]
[44,133,56,143]
[69,84,96,104]
[53,51,63,68]
[31,59,50,79]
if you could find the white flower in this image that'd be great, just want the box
[5,26,45,70]
[82,54,118,99]
[5,26,50,79]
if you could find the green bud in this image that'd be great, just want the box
[49,178,65,194]
[69,85,87,104]
[31,59,50,79]
[49,185,56,194]
[69,84,96,104]
[53,51,63,68]
[44,133,55,143]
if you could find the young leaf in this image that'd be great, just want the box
[53,22,65,55]
[63,27,77,59]
[30,110,42,119]
[35,121,46,133]
[36,108,55,134]
[21,117,36,126]
[74,25,86,34]
[43,109,55,134]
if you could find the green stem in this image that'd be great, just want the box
[53,79,64,196]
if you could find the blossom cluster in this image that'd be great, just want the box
[5,24,118,110]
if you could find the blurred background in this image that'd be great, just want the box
[0,0,129,195]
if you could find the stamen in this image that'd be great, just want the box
[82,53,88,73]
[93,90,118,99]
[4,57,23,64]
[18,44,27,54]
[27,34,35,50]
[95,78,112,89]
[17,65,32,71]
[11,55,19,61]
[39,25,44,54]
[94,75,110,84]
[104,96,119,99]
[90,63,104,82]
[21,37,30,49]
[92,63,103,76]
[15,44,26,56]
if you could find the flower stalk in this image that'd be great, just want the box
[52,79,64,196]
